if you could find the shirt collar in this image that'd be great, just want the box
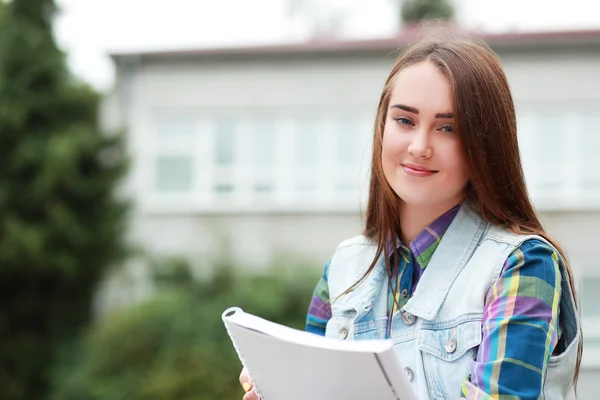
[406,204,461,269]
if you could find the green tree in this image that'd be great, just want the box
[0,0,129,398]
[400,0,455,24]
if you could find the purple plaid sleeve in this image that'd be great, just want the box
[305,260,331,335]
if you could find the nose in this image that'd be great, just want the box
[407,129,432,159]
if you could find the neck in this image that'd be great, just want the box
[399,201,460,245]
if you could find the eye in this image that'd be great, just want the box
[393,116,414,127]
[440,125,455,134]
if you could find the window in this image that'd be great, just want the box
[516,115,537,188]
[581,276,600,318]
[252,120,276,195]
[581,112,600,191]
[152,118,197,195]
[215,120,235,166]
[535,114,565,191]
[294,120,321,192]
[156,118,195,138]
[337,120,366,165]
[155,156,193,192]
[517,104,600,207]
[253,120,276,166]
[581,274,600,355]
[155,118,196,153]
[146,112,374,210]
[295,120,319,166]
[212,120,237,196]
[335,118,370,193]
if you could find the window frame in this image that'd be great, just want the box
[516,100,600,211]
[140,109,374,214]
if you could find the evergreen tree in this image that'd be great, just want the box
[0,0,129,398]
[401,0,455,24]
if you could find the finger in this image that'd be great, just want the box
[243,388,259,400]
[241,381,253,393]
[239,367,251,387]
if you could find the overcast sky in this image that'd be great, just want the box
[53,0,600,91]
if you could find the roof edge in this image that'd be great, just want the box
[109,26,600,60]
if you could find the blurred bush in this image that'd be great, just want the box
[50,257,320,400]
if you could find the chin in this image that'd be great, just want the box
[399,188,465,211]
[395,190,432,207]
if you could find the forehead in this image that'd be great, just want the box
[389,61,453,112]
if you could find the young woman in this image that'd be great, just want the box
[239,31,582,400]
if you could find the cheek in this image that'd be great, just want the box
[442,144,470,183]
[381,127,408,162]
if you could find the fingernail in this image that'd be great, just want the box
[242,382,251,392]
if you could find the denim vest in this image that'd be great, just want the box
[325,204,580,399]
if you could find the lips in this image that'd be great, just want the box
[401,163,438,177]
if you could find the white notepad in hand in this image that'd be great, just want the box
[222,307,418,400]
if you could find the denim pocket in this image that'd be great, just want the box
[326,313,355,340]
[327,301,379,340]
[354,315,386,340]
[418,319,482,399]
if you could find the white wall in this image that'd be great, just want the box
[109,44,600,383]
[112,43,600,270]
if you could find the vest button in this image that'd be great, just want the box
[338,326,349,340]
[404,367,414,382]
[445,337,457,353]
[400,288,409,298]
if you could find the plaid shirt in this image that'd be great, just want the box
[305,205,561,399]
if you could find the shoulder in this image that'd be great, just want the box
[517,238,559,255]
[327,234,381,291]
[335,234,376,250]
[478,224,563,282]
[512,238,561,265]
[503,238,562,281]
[331,234,379,264]
[483,225,561,263]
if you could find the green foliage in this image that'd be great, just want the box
[0,0,129,398]
[401,0,455,24]
[51,258,321,400]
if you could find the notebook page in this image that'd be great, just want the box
[223,307,418,400]
[226,321,404,400]
[226,307,392,353]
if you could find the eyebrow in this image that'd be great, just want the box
[390,104,453,119]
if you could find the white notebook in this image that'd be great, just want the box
[222,306,418,400]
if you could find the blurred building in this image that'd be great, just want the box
[104,28,600,395]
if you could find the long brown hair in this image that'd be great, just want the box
[355,29,582,387]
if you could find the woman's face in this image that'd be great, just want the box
[381,60,470,211]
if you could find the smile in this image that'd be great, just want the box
[401,163,438,177]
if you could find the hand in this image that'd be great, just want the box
[239,367,259,400]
